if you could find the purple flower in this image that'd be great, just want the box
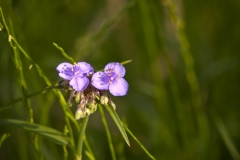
[57,62,94,91]
[91,62,128,96]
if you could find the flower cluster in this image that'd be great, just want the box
[57,62,128,119]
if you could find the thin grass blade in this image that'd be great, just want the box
[0,119,72,146]
[123,123,156,160]
[105,104,130,146]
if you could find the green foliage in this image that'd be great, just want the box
[0,119,72,146]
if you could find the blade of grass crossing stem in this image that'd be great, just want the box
[98,105,117,160]
[105,103,130,146]
[123,124,156,160]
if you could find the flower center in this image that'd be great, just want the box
[72,64,81,76]
[108,72,119,84]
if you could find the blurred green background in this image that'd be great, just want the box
[0,0,240,159]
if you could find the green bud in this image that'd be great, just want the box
[75,109,83,120]
[109,100,116,110]
[85,108,91,116]
[67,90,76,107]
[75,92,81,103]
[67,101,73,107]
[100,95,108,105]
[89,102,97,113]
[75,109,85,120]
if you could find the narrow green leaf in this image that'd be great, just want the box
[84,150,95,160]
[0,119,71,146]
[0,132,11,147]
[212,114,240,160]
[105,104,130,146]
[53,43,75,64]
[123,124,156,160]
[121,60,132,65]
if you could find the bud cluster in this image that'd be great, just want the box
[58,79,116,120]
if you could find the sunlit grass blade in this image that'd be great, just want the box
[53,43,75,64]
[105,103,130,146]
[121,59,132,65]
[0,119,73,147]
[99,105,116,160]
[0,132,11,147]
[84,150,95,160]
[123,123,156,160]
[212,114,240,160]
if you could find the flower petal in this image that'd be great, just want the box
[57,62,74,80]
[69,76,89,91]
[75,62,94,76]
[104,62,126,77]
[91,72,110,90]
[109,78,128,96]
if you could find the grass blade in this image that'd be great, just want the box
[0,119,72,147]
[212,114,240,160]
[105,103,130,146]
[53,43,75,64]
[123,123,156,160]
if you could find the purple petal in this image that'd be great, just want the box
[69,76,89,91]
[109,78,128,96]
[91,72,110,90]
[104,62,125,77]
[57,62,74,80]
[75,62,94,76]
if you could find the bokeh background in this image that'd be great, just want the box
[0,0,240,159]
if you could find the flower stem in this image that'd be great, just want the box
[98,105,116,160]
[77,116,89,160]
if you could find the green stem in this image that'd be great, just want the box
[83,136,95,160]
[77,116,89,160]
[1,86,57,109]
[98,105,116,160]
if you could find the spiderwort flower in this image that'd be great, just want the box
[57,62,94,91]
[91,62,128,96]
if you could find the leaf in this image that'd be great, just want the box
[105,104,130,146]
[0,119,72,146]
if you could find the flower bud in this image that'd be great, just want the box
[67,90,76,107]
[75,109,85,120]
[109,100,116,110]
[85,108,91,116]
[100,95,108,105]
[75,92,81,103]
[89,101,97,113]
